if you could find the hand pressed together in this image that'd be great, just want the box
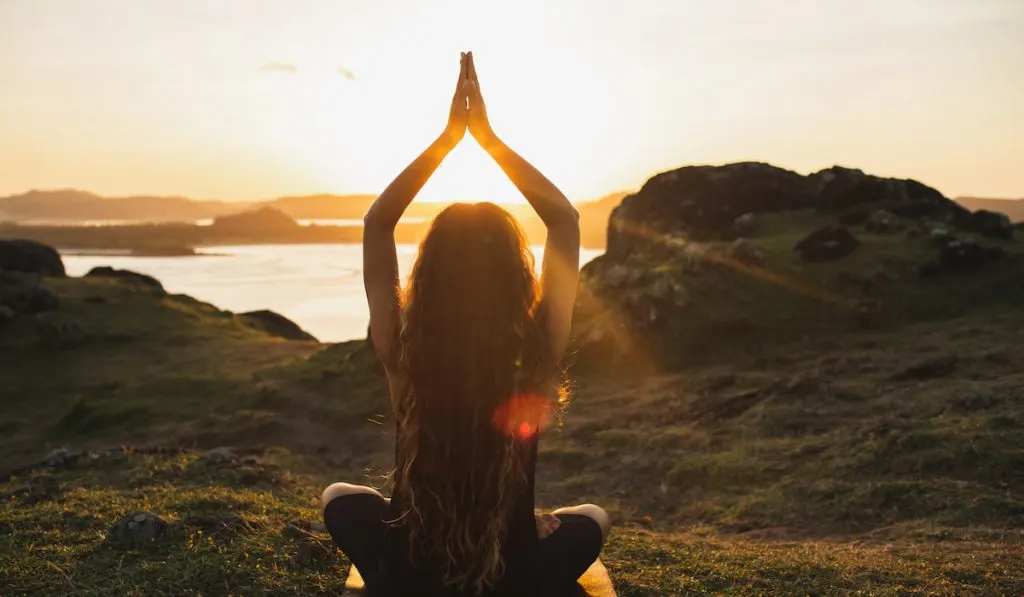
[441,51,497,148]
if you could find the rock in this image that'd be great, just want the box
[292,537,333,567]
[43,448,83,468]
[607,163,816,253]
[602,264,644,289]
[939,239,1005,272]
[811,166,948,214]
[955,209,1014,240]
[0,271,59,314]
[794,226,861,262]
[108,512,167,547]
[85,266,164,293]
[202,447,237,463]
[33,312,86,349]
[237,310,317,342]
[732,213,758,238]
[892,356,958,380]
[864,210,903,234]
[0,239,66,276]
[729,239,767,267]
[0,305,14,326]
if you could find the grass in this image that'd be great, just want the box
[3,211,1024,594]
[2,450,1021,596]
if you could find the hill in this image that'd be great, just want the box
[2,161,1023,594]
[957,197,1024,223]
[0,190,244,223]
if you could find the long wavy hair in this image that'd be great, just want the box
[392,202,551,594]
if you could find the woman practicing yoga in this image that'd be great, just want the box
[321,52,610,596]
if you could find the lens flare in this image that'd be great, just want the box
[492,393,554,441]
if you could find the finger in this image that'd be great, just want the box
[467,51,478,82]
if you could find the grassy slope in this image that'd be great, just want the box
[3,218,1024,595]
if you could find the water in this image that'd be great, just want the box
[62,244,603,342]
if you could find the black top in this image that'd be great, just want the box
[381,435,540,596]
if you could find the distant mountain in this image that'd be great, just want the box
[0,190,247,223]
[0,189,631,246]
[956,197,1024,223]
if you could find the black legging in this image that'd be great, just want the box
[323,493,602,596]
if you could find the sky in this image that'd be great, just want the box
[1,0,1022,204]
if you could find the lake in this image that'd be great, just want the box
[62,244,603,342]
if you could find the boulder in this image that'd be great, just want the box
[238,310,317,342]
[33,312,86,348]
[0,239,66,277]
[606,163,816,254]
[939,239,1005,272]
[810,166,948,215]
[0,305,14,326]
[108,512,167,548]
[794,226,861,262]
[864,210,903,234]
[955,209,1015,240]
[85,267,164,293]
[729,239,767,266]
[732,213,758,238]
[0,271,59,314]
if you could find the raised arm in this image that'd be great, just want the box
[363,54,470,366]
[465,53,580,368]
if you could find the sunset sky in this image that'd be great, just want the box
[1,0,1022,204]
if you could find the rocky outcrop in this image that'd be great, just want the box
[607,163,815,253]
[810,166,949,216]
[85,266,165,293]
[0,239,66,277]
[0,271,59,314]
[953,209,1015,240]
[238,310,317,342]
[605,163,996,254]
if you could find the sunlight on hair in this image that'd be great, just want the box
[491,393,554,441]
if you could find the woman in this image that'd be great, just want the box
[321,52,610,597]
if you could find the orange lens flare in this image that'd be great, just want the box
[492,393,554,441]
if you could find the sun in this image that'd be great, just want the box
[417,138,526,204]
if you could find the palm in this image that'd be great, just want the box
[465,53,494,142]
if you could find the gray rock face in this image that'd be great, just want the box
[33,312,86,348]
[108,512,167,547]
[0,271,59,314]
[864,210,903,234]
[85,266,165,293]
[237,310,317,342]
[732,213,758,238]
[0,240,66,277]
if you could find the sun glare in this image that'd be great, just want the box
[418,139,526,204]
